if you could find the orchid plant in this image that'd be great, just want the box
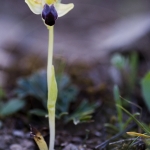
[25,0,74,150]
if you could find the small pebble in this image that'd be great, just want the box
[13,130,24,138]
[63,143,79,150]
[4,135,13,143]
[21,140,34,149]
[10,144,23,150]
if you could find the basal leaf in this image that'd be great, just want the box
[29,109,47,116]
[0,99,25,116]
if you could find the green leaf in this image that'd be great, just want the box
[55,112,68,119]
[117,104,150,134]
[129,52,138,91]
[141,71,150,111]
[0,87,5,98]
[57,74,70,90]
[123,112,140,129]
[111,53,128,69]
[113,85,123,131]
[113,85,120,102]
[56,85,78,114]
[29,109,47,116]
[0,99,25,116]
[73,115,92,125]
[14,69,79,119]
[47,65,58,110]
[14,71,47,107]
[104,123,119,132]
[66,100,99,124]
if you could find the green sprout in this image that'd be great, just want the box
[105,85,141,134]
[111,52,138,95]
[141,71,150,112]
[113,85,123,131]
[24,0,74,150]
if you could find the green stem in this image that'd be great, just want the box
[48,109,55,150]
[47,26,54,75]
[47,26,55,150]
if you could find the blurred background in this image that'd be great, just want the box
[1,1,150,149]
[1,0,150,87]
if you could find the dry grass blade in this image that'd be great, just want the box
[127,132,150,138]
[30,125,48,150]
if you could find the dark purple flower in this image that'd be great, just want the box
[42,4,58,26]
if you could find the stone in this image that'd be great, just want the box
[10,144,23,150]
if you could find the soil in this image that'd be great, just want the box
[0,61,149,150]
